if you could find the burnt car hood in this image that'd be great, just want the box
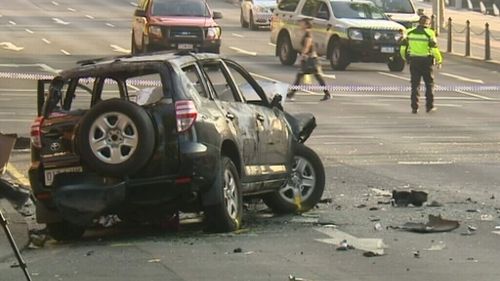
[149,16,216,27]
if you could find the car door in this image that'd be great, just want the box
[311,0,332,56]
[199,60,263,180]
[223,60,291,178]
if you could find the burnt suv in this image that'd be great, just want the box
[29,52,325,240]
[131,0,223,54]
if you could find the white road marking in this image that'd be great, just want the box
[398,161,453,165]
[106,23,115,27]
[85,15,95,19]
[402,136,470,139]
[0,42,24,51]
[60,49,71,55]
[315,228,387,255]
[52,18,70,25]
[25,29,34,34]
[130,1,139,7]
[323,74,336,79]
[0,118,33,122]
[42,38,51,44]
[455,90,492,100]
[268,43,276,47]
[51,1,59,6]
[0,63,59,74]
[249,72,279,82]
[378,72,410,81]
[312,135,376,139]
[110,44,130,54]
[8,20,17,25]
[229,46,257,56]
[441,72,484,84]
[232,33,244,38]
[67,8,76,12]
[434,103,462,107]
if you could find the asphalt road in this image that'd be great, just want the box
[1,1,500,281]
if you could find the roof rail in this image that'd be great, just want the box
[76,54,133,66]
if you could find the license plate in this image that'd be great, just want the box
[381,46,395,53]
[177,43,193,50]
[44,166,83,186]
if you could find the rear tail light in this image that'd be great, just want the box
[30,116,44,148]
[175,100,197,133]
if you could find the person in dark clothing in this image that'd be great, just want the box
[287,18,331,101]
[400,15,443,113]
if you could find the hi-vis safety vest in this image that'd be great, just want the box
[400,26,443,64]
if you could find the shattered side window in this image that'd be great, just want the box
[182,64,208,99]
[100,78,122,101]
[127,73,166,106]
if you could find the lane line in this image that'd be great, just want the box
[8,20,16,25]
[67,8,76,12]
[232,33,244,38]
[42,38,51,44]
[229,46,257,56]
[6,163,30,186]
[0,42,24,51]
[398,161,453,165]
[60,49,71,55]
[25,28,34,34]
[106,23,115,27]
[51,1,59,6]
[0,118,33,122]
[441,72,484,84]
[52,18,70,25]
[402,136,471,139]
[110,44,130,54]
[85,15,95,19]
[455,90,492,100]
[434,103,462,107]
[378,72,410,81]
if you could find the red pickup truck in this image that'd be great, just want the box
[131,0,223,54]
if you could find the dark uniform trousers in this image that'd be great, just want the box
[409,56,434,111]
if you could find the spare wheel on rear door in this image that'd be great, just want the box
[78,98,155,177]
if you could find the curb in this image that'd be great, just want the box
[443,52,500,71]
[0,198,29,262]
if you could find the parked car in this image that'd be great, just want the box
[367,0,419,28]
[270,0,407,71]
[131,0,223,54]
[29,52,325,240]
[240,0,277,30]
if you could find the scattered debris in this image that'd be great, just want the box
[371,188,392,197]
[466,209,480,213]
[368,216,380,222]
[85,250,94,256]
[369,207,379,211]
[336,239,355,251]
[233,247,243,253]
[491,195,496,200]
[356,204,367,209]
[288,275,309,281]
[315,228,386,255]
[425,242,446,251]
[465,198,477,204]
[392,190,428,207]
[147,258,161,263]
[427,201,443,207]
[318,198,333,204]
[374,223,383,231]
[377,201,391,205]
[400,215,460,233]
[468,225,478,232]
[97,215,121,228]
[467,257,478,262]
[363,251,383,257]
[413,251,420,258]
[480,214,494,221]
[462,225,477,236]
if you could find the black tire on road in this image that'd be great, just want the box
[204,156,243,233]
[278,34,297,66]
[78,98,155,177]
[131,34,137,55]
[47,221,85,241]
[329,40,350,70]
[388,55,405,72]
[249,13,258,30]
[263,144,325,214]
[240,10,248,28]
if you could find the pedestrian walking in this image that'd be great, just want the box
[287,18,331,102]
[400,15,442,114]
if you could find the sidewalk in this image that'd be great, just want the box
[0,198,29,262]
[416,1,500,61]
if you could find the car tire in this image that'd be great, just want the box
[204,156,243,233]
[278,34,297,66]
[249,12,258,30]
[329,40,350,71]
[388,55,405,72]
[131,33,137,55]
[263,144,325,214]
[47,221,85,241]
[240,10,249,28]
[78,98,155,177]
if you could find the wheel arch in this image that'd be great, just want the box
[221,139,242,177]
[276,29,292,56]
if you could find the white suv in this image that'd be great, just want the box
[240,0,277,30]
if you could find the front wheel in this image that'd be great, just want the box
[249,12,257,30]
[240,10,248,28]
[263,144,325,214]
[329,41,350,70]
[277,35,297,66]
[388,55,405,72]
[204,156,243,233]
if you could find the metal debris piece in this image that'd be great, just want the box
[374,223,383,231]
[336,239,355,251]
[233,247,243,253]
[288,275,309,281]
[318,198,333,204]
[371,188,392,197]
[413,251,420,258]
[369,207,379,211]
[356,204,367,208]
[425,242,446,251]
[363,251,383,257]
[401,215,460,233]
[480,214,494,221]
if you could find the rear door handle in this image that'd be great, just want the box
[256,114,265,122]
[226,112,235,120]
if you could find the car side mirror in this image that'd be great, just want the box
[213,11,223,19]
[270,94,283,110]
[134,9,147,17]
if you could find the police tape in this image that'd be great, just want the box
[1,71,499,92]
